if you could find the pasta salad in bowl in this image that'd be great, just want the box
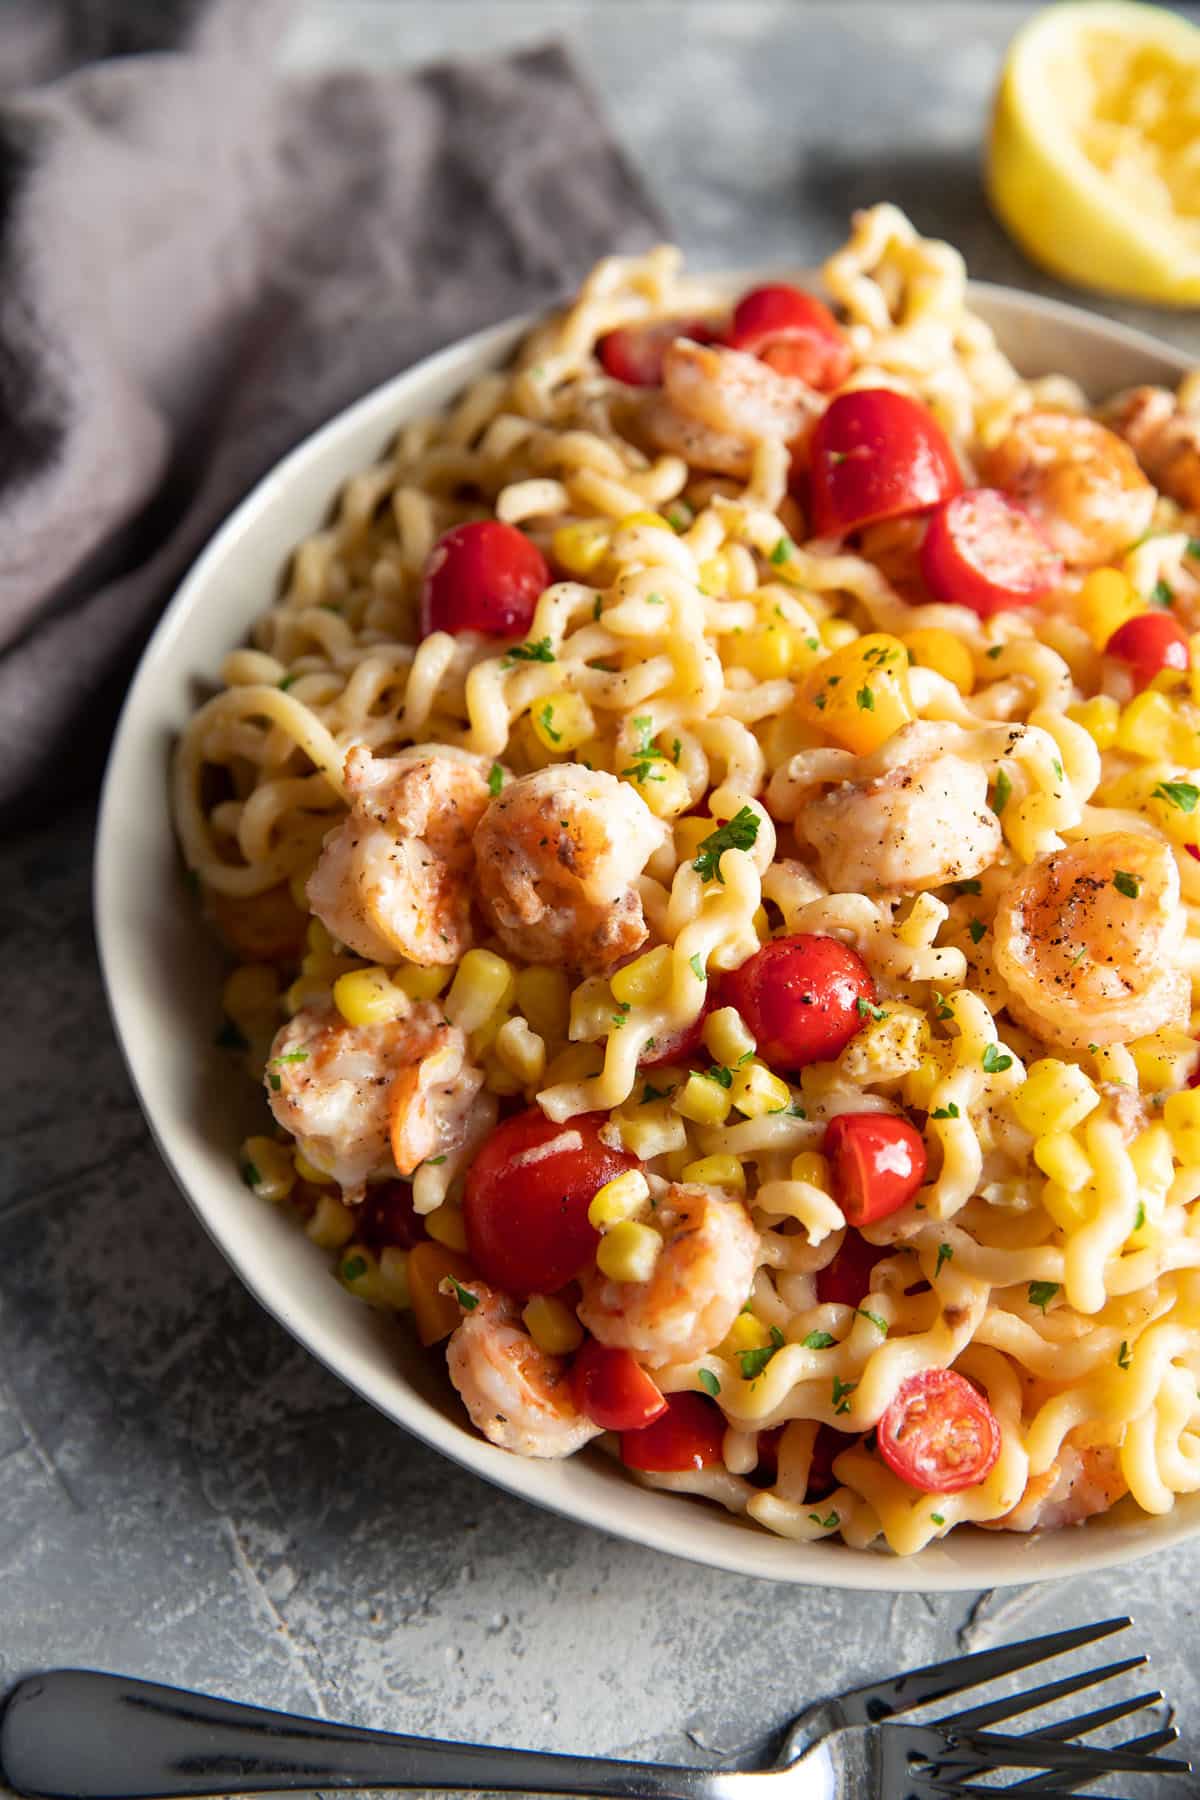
[98,205,1200,1585]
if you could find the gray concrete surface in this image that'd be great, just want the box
[5,5,1200,1796]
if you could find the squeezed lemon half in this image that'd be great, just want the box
[987,0,1200,305]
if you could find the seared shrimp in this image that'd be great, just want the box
[987,1440,1127,1533]
[983,412,1155,568]
[265,1002,483,1199]
[307,745,493,966]
[802,721,1002,895]
[473,765,667,974]
[993,832,1188,1052]
[578,1185,759,1366]
[446,1285,602,1458]
[1108,384,1200,512]
[645,340,818,479]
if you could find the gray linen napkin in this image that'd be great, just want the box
[0,3,661,824]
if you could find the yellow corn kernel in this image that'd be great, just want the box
[1067,694,1121,752]
[569,975,616,1041]
[495,1015,546,1086]
[1163,1088,1200,1160]
[1012,1058,1100,1137]
[469,1010,507,1061]
[378,1246,412,1309]
[608,1103,688,1160]
[393,961,452,1002]
[522,1295,584,1355]
[305,1191,356,1249]
[1116,690,1178,761]
[729,1060,792,1118]
[1033,1131,1091,1192]
[790,1151,832,1191]
[901,628,975,694]
[637,762,692,818]
[239,1136,295,1203]
[663,1145,693,1180]
[797,633,915,755]
[551,519,611,578]
[588,1168,651,1229]
[288,865,314,910]
[819,617,859,651]
[530,689,595,753]
[673,1070,733,1126]
[721,1311,772,1356]
[1041,1181,1088,1232]
[284,973,331,1014]
[1131,1122,1174,1210]
[425,1203,469,1254]
[681,1154,745,1193]
[1130,1027,1200,1091]
[482,1052,523,1098]
[542,1041,605,1087]
[617,509,672,535]
[674,816,711,863]
[306,917,336,957]
[737,623,797,681]
[902,1054,945,1112]
[445,948,516,1033]
[1078,566,1143,648]
[222,963,280,1031]
[752,905,770,941]
[337,1244,408,1310]
[294,1150,335,1186]
[703,1005,757,1068]
[515,965,570,1043]
[596,1220,662,1283]
[333,966,409,1028]
[1144,775,1200,847]
[612,945,673,1008]
[698,552,732,596]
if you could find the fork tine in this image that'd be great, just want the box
[950,1727,1188,1774]
[1006,1726,1179,1794]
[1017,1690,1163,1743]
[836,1617,1131,1725]
[937,1656,1146,1731]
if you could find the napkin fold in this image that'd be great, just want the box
[0,2,661,824]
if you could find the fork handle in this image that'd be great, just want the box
[2,1670,827,1800]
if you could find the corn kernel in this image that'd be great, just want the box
[294,1150,335,1186]
[588,1168,651,1229]
[570,975,616,1041]
[1067,695,1120,752]
[901,627,975,694]
[1012,1058,1100,1137]
[425,1203,469,1253]
[1033,1131,1091,1192]
[737,623,797,680]
[1130,1122,1174,1208]
[515,965,570,1042]
[305,1191,356,1249]
[721,1311,772,1355]
[285,973,331,1014]
[729,1060,792,1118]
[673,1070,733,1126]
[819,617,859,651]
[530,689,595,753]
[681,1154,745,1192]
[674,816,711,863]
[902,1054,945,1112]
[378,1246,412,1309]
[617,509,672,535]
[542,1041,605,1086]
[1078,567,1143,648]
[790,1151,832,1190]
[337,1244,407,1309]
[1130,1027,1200,1091]
[1041,1181,1088,1232]
[698,553,732,596]
[333,965,409,1027]
[703,1005,757,1067]
[1116,690,1178,761]
[551,518,612,578]
[393,962,452,1002]
[1163,1088,1200,1159]
[596,1220,662,1283]
[797,633,915,755]
[482,1053,523,1098]
[752,905,770,941]
[612,945,673,1008]
[445,948,516,1033]
[239,1136,295,1203]
[637,762,692,818]
[495,1015,546,1086]
[522,1295,584,1355]
[608,1104,688,1160]
[222,963,281,1032]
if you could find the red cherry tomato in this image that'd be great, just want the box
[919,488,1064,618]
[809,389,962,538]
[725,284,852,391]
[356,1181,427,1252]
[419,520,549,639]
[571,1341,667,1432]
[823,1113,927,1226]
[637,996,712,1069]
[597,316,717,387]
[877,1368,1001,1495]
[619,1392,725,1471]
[463,1109,636,1299]
[721,934,875,1071]
[1105,611,1189,693]
[815,1231,886,1308]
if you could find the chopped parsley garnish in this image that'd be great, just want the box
[981,1043,1013,1075]
[1153,780,1200,813]
[1134,1200,1146,1232]
[488,763,504,797]
[992,768,1013,814]
[641,1082,672,1104]
[445,1276,478,1312]
[1051,757,1064,781]
[667,502,694,533]
[501,636,555,668]
[705,1063,734,1089]
[538,703,562,743]
[621,715,671,785]
[770,536,795,565]
[932,991,954,1022]
[810,1510,839,1530]
[646,591,665,605]
[611,1003,631,1028]
[857,1308,888,1335]
[1028,1280,1059,1314]
[692,807,761,883]
[267,1072,282,1092]
[832,1376,856,1415]
[930,1512,945,1526]
[689,952,705,982]
[271,1051,309,1065]
[1116,1339,1133,1370]
[813,691,827,710]
[855,996,888,1021]
[278,673,300,692]
[1113,869,1142,899]
[952,879,982,896]
[592,593,603,622]
[215,1019,248,1050]
[698,1368,721,1398]
[968,918,987,945]
[1188,538,1200,562]
[935,1242,954,1276]
[240,1160,262,1189]
[424,1154,447,1166]
[931,1103,960,1120]
[986,644,1004,660]
[855,684,875,712]
[801,1330,836,1350]
[341,1256,368,1282]
[1152,578,1175,608]
[738,1325,785,1381]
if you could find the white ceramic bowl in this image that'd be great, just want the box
[96,274,1196,1591]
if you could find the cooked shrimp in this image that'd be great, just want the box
[993,831,1188,1052]
[1107,384,1200,512]
[578,1185,759,1367]
[306,744,493,966]
[983,411,1155,568]
[473,765,667,973]
[265,1002,483,1200]
[987,1440,1127,1532]
[645,340,818,479]
[446,1285,602,1458]
[802,720,1002,895]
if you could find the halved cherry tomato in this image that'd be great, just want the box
[419,520,549,638]
[638,996,713,1069]
[815,1231,886,1308]
[725,284,852,391]
[597,316,717,387]
[721,934,875,1071]
[920,488,1064,618]
[809,389,961,538]
[823,1113,927,1226]
[1105,611,1189,693]
[357,1180,427,1252]
[619,1392,725,1471]
[463,1109,636,1299]
[876,1368,1001,1495]
[571,1341,667,1432]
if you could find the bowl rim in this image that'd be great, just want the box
[94,270,1196,1592]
